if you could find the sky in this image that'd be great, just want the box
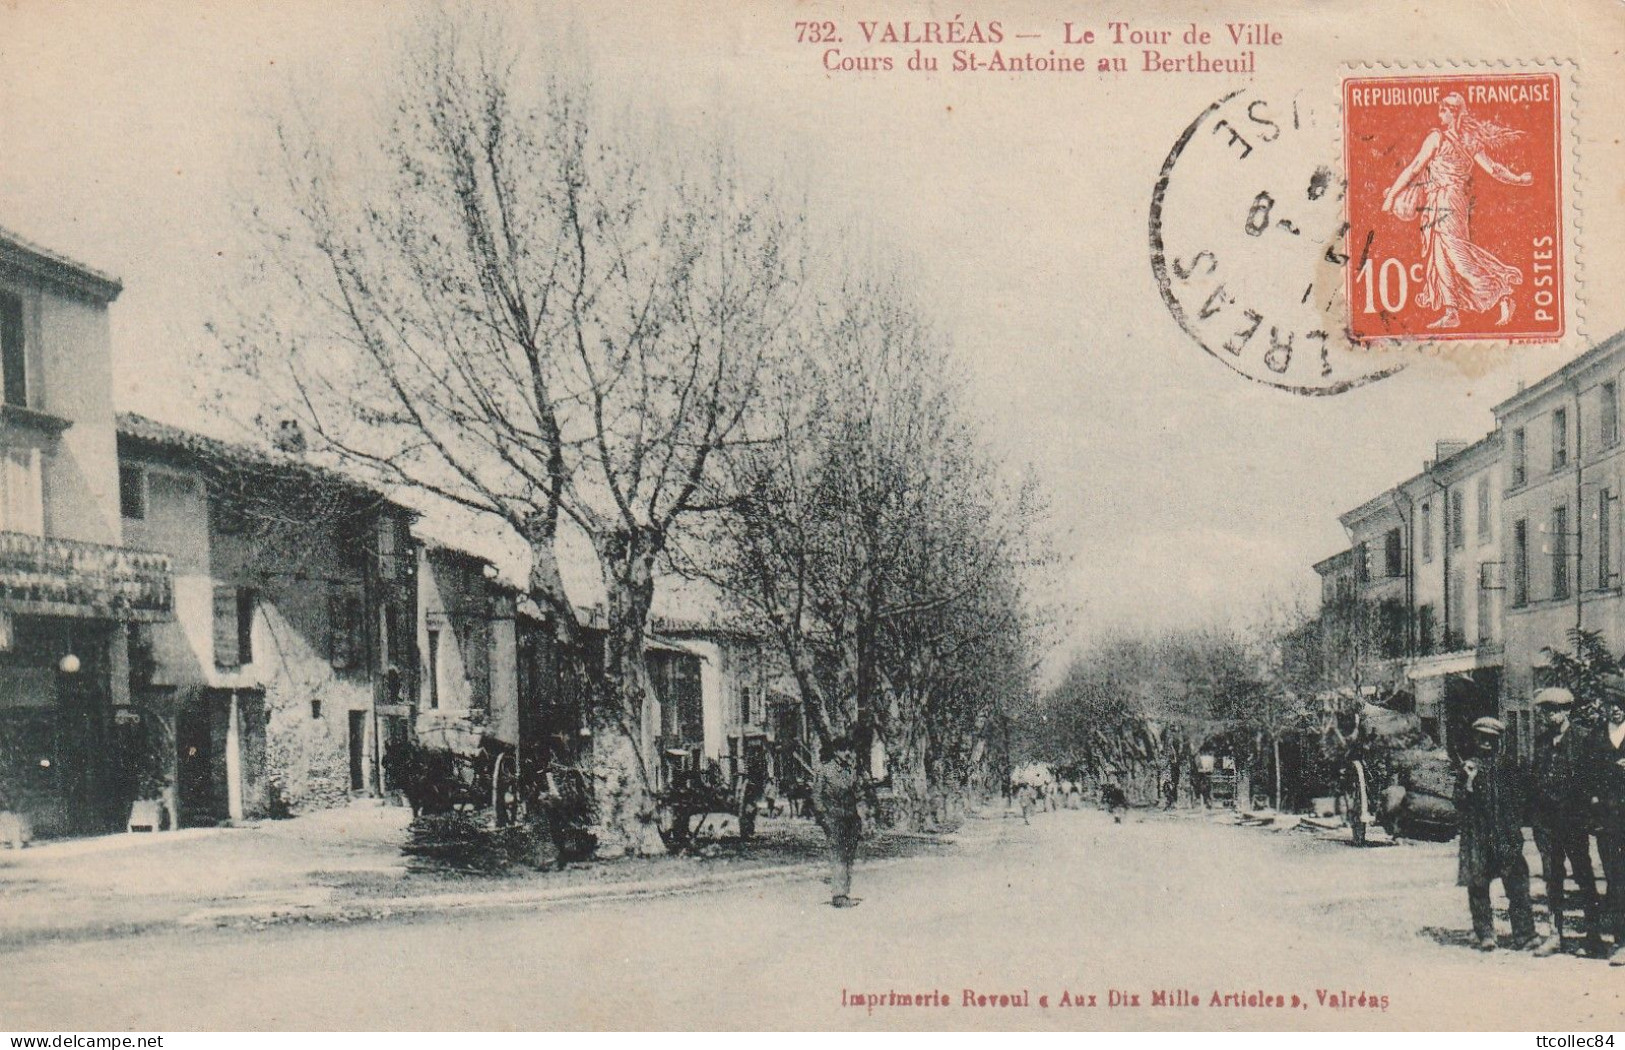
[2,0,1620,674]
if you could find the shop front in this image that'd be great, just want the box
[0,533,172,837]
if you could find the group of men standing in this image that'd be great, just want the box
[1456,678,1625,958]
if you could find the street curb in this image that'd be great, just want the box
[180,858,843,929]
[3,818,997,946]
[175,826,995,930]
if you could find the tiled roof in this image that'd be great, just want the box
[116,412,378,498]
[0,225,123,302]
[118,414,738,630]
[1492,328,1625,419]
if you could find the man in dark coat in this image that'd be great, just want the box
[1530,688,1603,957]
[813,734,864,908]
[1455,716,1537,951]
[1590,682,1625,963]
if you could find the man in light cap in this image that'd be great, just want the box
[1456,716,1537,951]
[1590,676,1625,960]
[1531,688,1603,956]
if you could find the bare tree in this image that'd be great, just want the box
[218,17,801,853]
[686,272,1046,827]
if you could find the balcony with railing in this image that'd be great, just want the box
[0,531,173,621]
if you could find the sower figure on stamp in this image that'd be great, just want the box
[1456,716,1538,952]
[1380,92,1533,331]
[1589,682,1625,964]
[813,734,864,909]
[1530,688,1604,957]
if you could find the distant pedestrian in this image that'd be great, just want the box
[813,735,864,908]
[1101,783,1129,823]
[1529,688,1603,957]
[1456,717,1537,952]
[1590,682,1625,963]
[1016,783,1036,824]
[1195,750,1216,809]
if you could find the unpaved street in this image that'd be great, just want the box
[3,807,1621,1031]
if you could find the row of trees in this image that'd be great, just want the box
[1020,591,1408,810]
[213,15,1045,848]
[1017,627,1287,806]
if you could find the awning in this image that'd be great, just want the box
[1406,649,1499,680]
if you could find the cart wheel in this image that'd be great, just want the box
[1342,760,1370,847]
[492,752,523,828]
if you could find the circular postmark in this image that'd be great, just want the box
[1149,87,1404,395]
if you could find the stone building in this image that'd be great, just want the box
[116,413,417,822]
[646,615,800,795]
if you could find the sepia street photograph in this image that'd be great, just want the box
[1,0,1624,1035]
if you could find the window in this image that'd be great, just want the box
[1605,382,1620,448]
[1511,428,1527,487]
[384,602,413,677]
[1384,527,1403,578]
[210,494,248,535]
[0,446,43,535]
[1421,502,1433,563]
[427,628,441,709]
[1379,600,1407,659]
[1354,541,1370,583]
[1477,566,1492,640]
[1447,570,1467,649]
[213,585,255,669]
[328,586,363,670]
[650,650,704,747]
[1,291,25,408]
[1449,489,1465,550]
[1601,488,1615,590]
[311,699,323,720]
[1552,504,1570,600]
[237,589,256,665]
[1476,475,1492,543]
[1417,604,1436,656]
[119,465,146,520]
[1553,408,1568,470]
[1513,519,1529,607]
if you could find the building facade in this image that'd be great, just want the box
[0,232,173,837]
[117,413,417,823]
[1404,437,1504,756]
[0,225,803,841]
[1316,330,1625,765]
[1496,332,1625,763]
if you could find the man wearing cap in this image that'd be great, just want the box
[1590,679,1625,961]
[813,734,864,908]
[1530,688,1603,957]
[1455,716,1537,951]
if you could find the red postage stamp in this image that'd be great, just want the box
[1343,72,1563,343]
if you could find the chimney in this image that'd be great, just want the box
[273,419,308,454]
[1434,439,1469,464]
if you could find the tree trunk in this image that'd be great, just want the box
[589,529,667,858]
[1272,735,1283,811]
[884,729,930,831]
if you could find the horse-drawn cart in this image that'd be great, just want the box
[383,727,596,864]
[1334,703,1458,845]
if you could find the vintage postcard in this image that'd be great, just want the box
[1,0,1624,1036]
